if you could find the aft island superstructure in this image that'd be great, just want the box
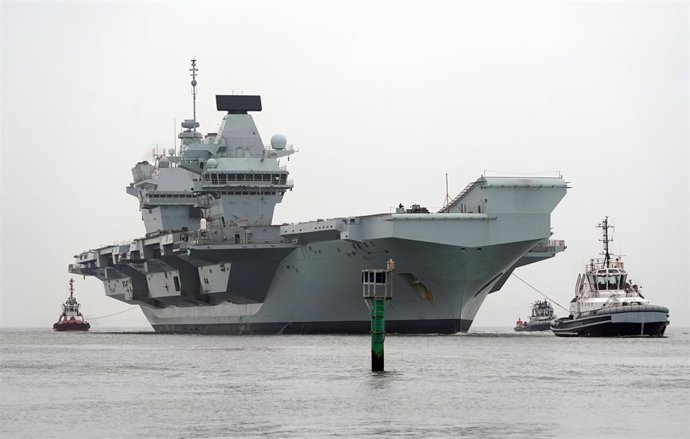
[69,60,569,334]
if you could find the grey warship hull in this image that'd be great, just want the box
[143,238,542,334]
[68,68,568,334]
[72,214,567,334]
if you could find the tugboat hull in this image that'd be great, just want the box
[53,321,90,331]
[551,305,669,337]
[514,320,552,332]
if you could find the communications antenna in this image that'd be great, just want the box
[443,173,452,208]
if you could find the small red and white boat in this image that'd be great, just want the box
[53,279,90,331]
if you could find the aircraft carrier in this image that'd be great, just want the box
[69,60,568,334]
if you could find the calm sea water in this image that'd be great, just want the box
[1,327,688,438]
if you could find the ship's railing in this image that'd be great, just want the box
[587,257,625,271]
[482,170,563,178]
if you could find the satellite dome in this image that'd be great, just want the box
[271,134,287,150]
[168,148,175,156]
[206,158,218,169]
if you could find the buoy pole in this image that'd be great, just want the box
[370,297,386,371]
[362,259,395,372]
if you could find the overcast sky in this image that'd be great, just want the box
[1,1,688,329]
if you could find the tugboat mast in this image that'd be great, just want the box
[598,216,614,268]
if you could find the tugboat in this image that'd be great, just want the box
[53,279,90,331]
[514,300,556,332]
[551,217,669,337]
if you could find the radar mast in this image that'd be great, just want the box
[178,60,202,151]
[597,216,614,268]
[190,58,198,134]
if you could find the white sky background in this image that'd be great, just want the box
[1,1,688,329]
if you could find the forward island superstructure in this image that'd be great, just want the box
[69,60,569,334]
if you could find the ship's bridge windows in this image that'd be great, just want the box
[202,172,288,186]
[595,274,623,290]
[271,173,288,185]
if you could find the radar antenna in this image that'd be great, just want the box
[597,216,614,268]
[190,58,198,134]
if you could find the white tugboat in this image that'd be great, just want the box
[514,300,556,332]
[53,279,90,331]
[551,217,669,337]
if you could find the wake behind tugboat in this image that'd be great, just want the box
[550,217,669,337]
[53,279,90,331]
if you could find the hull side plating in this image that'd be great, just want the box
[139,238,540,333]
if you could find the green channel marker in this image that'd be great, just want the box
[362,259,395,372]
[370,298,386,371]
